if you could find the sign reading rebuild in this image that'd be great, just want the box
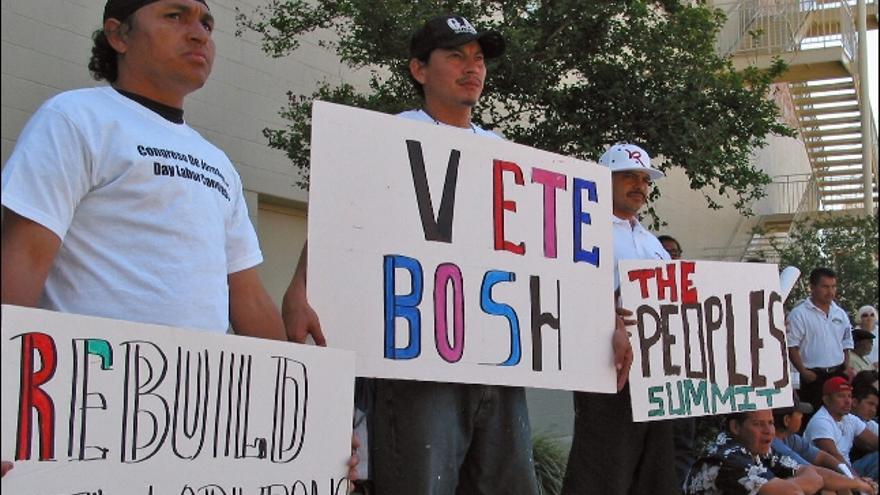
[619,261,793,421]
[0,305,356,494]
[308,102,617,392]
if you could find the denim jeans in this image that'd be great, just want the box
[370,379,539,495]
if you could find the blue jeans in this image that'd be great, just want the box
[853,451,878,479]
[370,379,539,495]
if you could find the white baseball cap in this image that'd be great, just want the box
[598,143,665,180]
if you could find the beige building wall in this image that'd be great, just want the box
[651,133,812,261]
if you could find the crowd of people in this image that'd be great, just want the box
[1,1,877,494]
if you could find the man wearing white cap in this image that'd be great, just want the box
[563,143,678,494]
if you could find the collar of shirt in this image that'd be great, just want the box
[803,298,845,320]
[612,214,644,231]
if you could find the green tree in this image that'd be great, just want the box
[236,0,792,216]
[769,214,879,317]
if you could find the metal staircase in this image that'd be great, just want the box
[715,0,878,259]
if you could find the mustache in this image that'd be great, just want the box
[457,76,483,86]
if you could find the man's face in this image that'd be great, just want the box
[731,410,775,456]
[810,275,837,306]
[661,239,681,260]
[861,310,876,331]
[783,411,803,433]
[410,41,486,110]
[114,0,215,99]
[611,171,652,219]
[823,390,853,418]
[852,393,879,422]
[855,338,873,356]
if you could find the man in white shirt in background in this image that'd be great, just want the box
[787,267,854,411]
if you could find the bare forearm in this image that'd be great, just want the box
[1,210,61,306]
[788,347,807,374]
[282,242,308,317]
[228,268,286,341]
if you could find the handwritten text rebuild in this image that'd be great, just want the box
[1,306,355,494]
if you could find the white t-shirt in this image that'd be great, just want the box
[1,87,262,332]
[397,109,502,139]
[804,405,866,464]
[612,215,670,290]
[786,298,853,368]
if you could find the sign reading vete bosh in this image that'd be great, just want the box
[307,102,617,392]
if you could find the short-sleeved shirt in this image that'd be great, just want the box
[684,432,800,494]
[771,438,809,465]
[804,406,866,464]
[1,87,261,332]
[786,298,853,368]
[612,215,670,290]
[777,433,821,465]
[396,109,501,139]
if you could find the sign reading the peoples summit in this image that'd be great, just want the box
[307,102,617,392]
[619,261,793,421]
[0,305,356,494]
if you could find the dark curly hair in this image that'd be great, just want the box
[88,17,133,82]
[88,28,118,82]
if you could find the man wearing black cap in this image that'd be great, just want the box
[282,13,540,494]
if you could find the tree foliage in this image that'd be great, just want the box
[769,214,879,317]
[236,0,792,215]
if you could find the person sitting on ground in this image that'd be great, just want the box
[850,385,879,465]
[771,396,827,468]
[683,409,877,494]
[849,328,877,374]
[804,377,879,479]
[851,370,878,394]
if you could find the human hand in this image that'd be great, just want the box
[856,476,878,495]
[348,433,361,486]
[613,307,635,392]
[282,287,326,346]
[801,369,817,384]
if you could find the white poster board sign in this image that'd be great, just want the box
[0,305,355,494]
[308,102,616,392]
[619,261,793,421]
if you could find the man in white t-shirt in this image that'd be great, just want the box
[804,377,878,478]
[787,267,854,411]
[1,0,357,479]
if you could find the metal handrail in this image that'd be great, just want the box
[716,0,859,59]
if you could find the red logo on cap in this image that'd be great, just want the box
[627,149,645,167]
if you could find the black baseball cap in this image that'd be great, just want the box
[853,328,876,341]
[410,14,505,60]
[103,0,209,22]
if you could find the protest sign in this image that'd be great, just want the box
[619,261,793,421]
[307,101,616,392]
[1,305,355,495]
